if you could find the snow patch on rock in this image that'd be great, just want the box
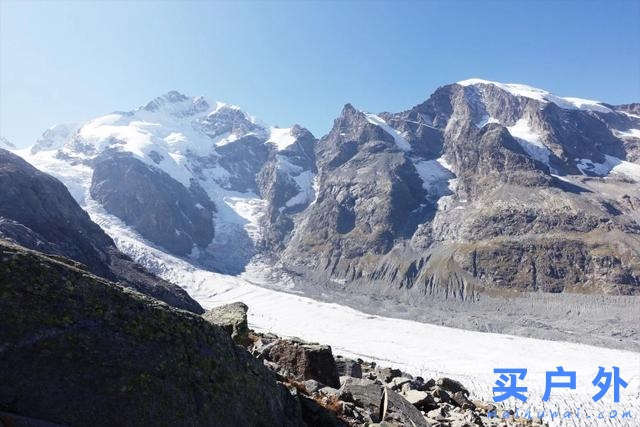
[286,170,315,208]
[365,113,411,151]
[615,128,640,139]
[413,158,455,197]
[476,115,500,128]
[507,118,552,167]
[267,127,297,151]
[577,155,640,182]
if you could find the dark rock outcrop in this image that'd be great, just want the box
[0,240,302,427]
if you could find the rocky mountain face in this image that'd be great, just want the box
[282,80,640,297]
[257,124,317,250]
[0,240,302,426]
[91,150,216,256]
[15,81,640,300]
[0,148,202,313]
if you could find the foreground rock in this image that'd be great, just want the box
[202,301,250,344]
[264,339,341,388]
[0,240,303,426]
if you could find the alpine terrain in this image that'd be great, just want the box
[3,79,640,425]
[13,81,640,331]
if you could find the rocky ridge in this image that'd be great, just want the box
[282,81,640,297]
[0,148,202,313]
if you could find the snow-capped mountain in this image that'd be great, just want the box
[16,91,317,273]
[14,81,640,299]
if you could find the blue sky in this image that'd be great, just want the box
[1,1,639,147]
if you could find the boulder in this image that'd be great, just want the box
[389,376,412,390]
[375,367,403,383]
[451,391,476,410]
[318,386,340,398]
[339,381,384,422]
[340,377,376,388]
[448,409,483,426]
[335,356,362,378]
[303,379,322,394]
[401,389,437,412]
[383,389,429,427]
[431,386,451,403]
[426,404,453,421]
[436,377,469,396]
[472,400,497,413]
[202,302,249,344]
[266,340,340,388]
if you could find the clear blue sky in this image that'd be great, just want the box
[1,1,639,147]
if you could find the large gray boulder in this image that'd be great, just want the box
[339,381,384,422]
[265,339,341,388]
[202,302,249,344]
[384,388,429,427]
[335,355,363,378]
[339,381,428,426]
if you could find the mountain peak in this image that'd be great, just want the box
[162,90,189,102]
[142,90,210,115]
[31,123,79,154]
[341,103,358,116]
[456,78,613,114]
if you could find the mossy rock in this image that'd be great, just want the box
[0,240,302,427]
